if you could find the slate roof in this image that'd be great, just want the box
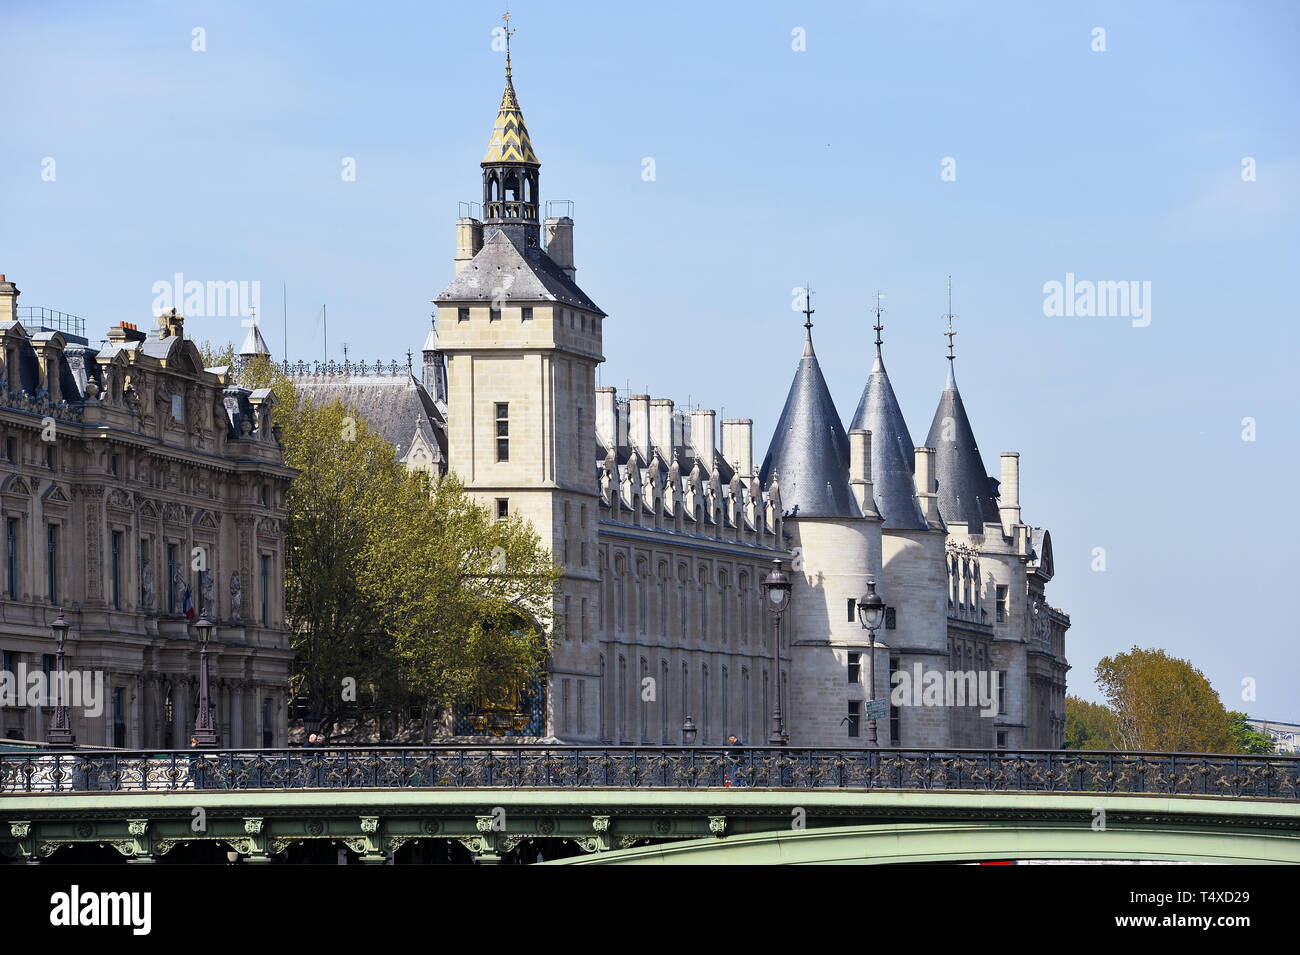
[294,373,447,464]
[923,364,1001,534]
[758,328,859,519]
[850,351,928,530]
[435,230,604,315]
[482,71,539,166]
[240,321,271,356]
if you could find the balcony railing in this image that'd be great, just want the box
[15,306,86,339]
[2,746,1296,798]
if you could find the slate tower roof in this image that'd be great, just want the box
[758,324,858,519]
[850,346,928,530]
[923,364,1001,534]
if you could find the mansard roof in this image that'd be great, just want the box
[435,230,604,315]
[758,327,858,519]
[923,364,1001,534]
[850,352,928,530]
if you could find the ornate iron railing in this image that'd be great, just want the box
[280,358,413,378]
[2,747,1298,798]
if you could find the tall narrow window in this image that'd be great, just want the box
[889,655,901,745]
[847,701,861,739]
[495,403,509,462]
[996,585,1008,623]
[46,524,58,604]
[5,518,17,599]
[166,543,177,615]
[111,531,122,610]
[262,698,273,748]
[847,652,861,685]
[113,688,126,747]
[261,554,271,627]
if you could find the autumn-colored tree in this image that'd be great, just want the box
[1063,695,1119,750]
[1094,647,1235,753]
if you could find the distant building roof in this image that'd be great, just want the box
[923,364,1001,534]
[435,229,604,315]
[850,352,928,530]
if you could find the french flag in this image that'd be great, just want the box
[174,569,196,620]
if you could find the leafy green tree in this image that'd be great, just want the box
[1228,711,1275,755]
[1094,647,1235,753]
[1064,695,1119,750]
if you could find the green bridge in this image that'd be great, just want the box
[2,747,1297,864]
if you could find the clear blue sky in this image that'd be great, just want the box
[4,1,1298,717]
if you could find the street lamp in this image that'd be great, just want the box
[761,559,792,746]
[856,576,886,747]
[681,716,698,745]
[46,610,74,748]
[191,614,219,748]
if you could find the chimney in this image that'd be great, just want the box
[627,394,651,461]
[596,387,619,449]
[650,398,674,459]
[455,217,484,274]
[0,274,18,324]
[721,418,753,479]
[544,217,575,281]
[690,408,716,473]
[849,429,878,518]
[915,446,942,526]
[1000,451,1021,533]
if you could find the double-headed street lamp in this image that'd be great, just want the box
[191,614,219,748]
[46,610,74,748]
[856,576,886,747]
[762,558,792,746]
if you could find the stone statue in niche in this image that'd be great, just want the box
[230,572,243,623]
[141,556,155,614]
[200,570,215,618]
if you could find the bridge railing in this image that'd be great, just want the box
[2,747,1298,798]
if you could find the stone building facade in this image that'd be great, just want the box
[309,48,1071,749]
[0,276,294,748]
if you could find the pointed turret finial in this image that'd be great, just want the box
[802,283,815,331]
[871,291,886,358]
[502,9,515,79]
[942,275,958,363]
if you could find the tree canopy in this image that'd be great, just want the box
[1094,647,1236,753]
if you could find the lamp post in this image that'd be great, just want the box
[191,614,219,748]
[761,559,791,746]
[681,716,697,745]
[856,576,886,747]
[46,610,74,748]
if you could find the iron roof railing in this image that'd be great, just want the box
[15,306,86,339]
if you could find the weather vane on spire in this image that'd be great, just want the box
[942,275,958,362]
[802,283,815,331]
[502,8,515,78]
[871,291,886,354]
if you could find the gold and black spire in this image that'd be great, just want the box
[482,10,541,248]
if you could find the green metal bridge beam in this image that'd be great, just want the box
[2,790,1297,864]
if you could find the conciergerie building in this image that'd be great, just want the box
[296,39,1072,750]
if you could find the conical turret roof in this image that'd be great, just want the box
[850,352,928,530]
[758,327,858,519]
[482,69,539,166]
[239,321,270,358]
[923,364,1001,534]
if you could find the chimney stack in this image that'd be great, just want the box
[650,398,674,459]
[628,395,651,461]
[1000,451,1021,534]
[915,446,942,526]
[596,387,619,450]
[721,418,753,479]
[690,408,716,473]
[0,274,18,324]
[849,429,879,518]
[455,217,484,274]
[544,217,575,281]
